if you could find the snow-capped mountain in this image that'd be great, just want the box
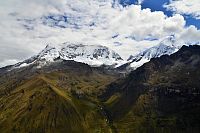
[123,35,181,69]
[11,43,124,69]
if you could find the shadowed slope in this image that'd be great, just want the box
[101,45,200,133]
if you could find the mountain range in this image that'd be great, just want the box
[2,35,186,73]
[0,43,200,132]
[2,43,124,72]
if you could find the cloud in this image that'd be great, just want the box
[0,0,200,67]
[164,0,200,19]
[178,26,200,43]
[138,0,145,4]
[0,59,20,68]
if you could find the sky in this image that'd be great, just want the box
[0,0,200,67]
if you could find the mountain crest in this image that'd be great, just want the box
[8,42,124,70]
[122,35,181,70]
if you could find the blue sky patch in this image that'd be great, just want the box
[141,0,200,29]
[121,0,200,29]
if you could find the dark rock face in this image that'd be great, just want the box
[101,45,200,132]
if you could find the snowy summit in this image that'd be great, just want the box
[125,35,182,69]
[11,43,124,69]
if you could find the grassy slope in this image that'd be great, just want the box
[0,70,116,133]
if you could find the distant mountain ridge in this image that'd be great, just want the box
[118,35,182,71]
[2,35,199,73]
[5,42,124,71]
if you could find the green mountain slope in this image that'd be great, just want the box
[0,61,117,133]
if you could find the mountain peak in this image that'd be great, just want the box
[8,42,124,70]
[123,36,181,70]
[159,35,176,47]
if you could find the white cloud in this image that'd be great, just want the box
[0,59,20,68]
[138,0,145,4]
[0,0,200,67]
[178,26,200,42]
[164,0,200,19]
